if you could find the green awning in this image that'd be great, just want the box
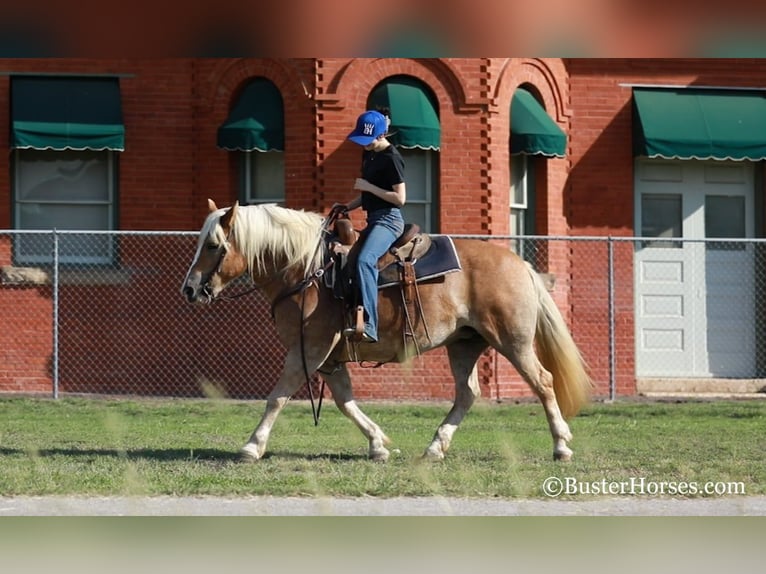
[11,76,125,151]
[510,88,566,157]
[217,78,284,152]
[369,77,440,150]
[633,87,766,160]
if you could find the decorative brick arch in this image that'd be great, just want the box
[316,58,483,220]
[321,57,485,115]
[194,58,317,212]
[488,58,571,233]
[201,58,313,120]
[492,57,570,123]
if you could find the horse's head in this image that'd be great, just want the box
[182,199,248,303]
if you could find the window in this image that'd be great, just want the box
[217,78,285,205]
[510,153,536,258]
[399,148,437,231]
[641,193,682,249]
[10,76,123,265]
[368,75,441,232]
[14,150,116,264]
[242,150,285,205]
[706,195,746,251]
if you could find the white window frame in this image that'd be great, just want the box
[510,153,529,255]
[399,149,435,232]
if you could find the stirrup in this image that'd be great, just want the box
[343,328,376,343]
[343,306,375,342]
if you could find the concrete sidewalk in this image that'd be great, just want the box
[1,494,764,516]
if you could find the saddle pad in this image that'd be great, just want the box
[378,235,462,289]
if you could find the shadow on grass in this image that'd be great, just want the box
[0,447,367,462]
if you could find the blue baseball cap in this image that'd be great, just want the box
[347,110,388,146]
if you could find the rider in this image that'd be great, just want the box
[333,109,406,343]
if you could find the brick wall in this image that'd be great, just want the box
[0,57,586,401]
[13,58,745,401]
[0,60,200,395]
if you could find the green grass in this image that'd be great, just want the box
[0,397,764,498]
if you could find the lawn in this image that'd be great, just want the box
[0,397,763,498]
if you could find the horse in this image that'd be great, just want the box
[181,199,591,462]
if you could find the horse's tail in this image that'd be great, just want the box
[528,264,592,419]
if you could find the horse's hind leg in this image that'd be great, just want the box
[423,336,488,461]
[508,346,573,461]
[323,364,391,461]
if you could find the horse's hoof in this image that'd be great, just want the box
[370,449,390,462]
[240,443,262,462]
[553,448,573,462]
[420,448,445,462]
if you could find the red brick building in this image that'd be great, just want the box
[2,58,764,399]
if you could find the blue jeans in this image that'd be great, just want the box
[357,208,404,341]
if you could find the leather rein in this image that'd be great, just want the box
[211,212,340,425]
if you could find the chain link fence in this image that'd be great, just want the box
[2,230,765,400]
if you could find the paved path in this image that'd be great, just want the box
[1,495,764,516]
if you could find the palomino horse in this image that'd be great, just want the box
[182,200,591,461]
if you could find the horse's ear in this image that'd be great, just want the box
[207,198,218,213]
[219,201,239,230]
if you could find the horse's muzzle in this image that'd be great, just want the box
[183,285,197,303]
[182,281,215,304]
[182,269,213,304]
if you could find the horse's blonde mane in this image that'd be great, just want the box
[211,203,325,277]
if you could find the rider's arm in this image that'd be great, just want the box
[353,179,406,207]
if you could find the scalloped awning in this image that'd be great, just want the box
[11,76,124,151]
[217,78,284,152]
[633,87,766,161]
[370,77,441,151]
[510,88,566,158]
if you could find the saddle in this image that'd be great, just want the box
[332,218,432,270]
[326,217,461,346]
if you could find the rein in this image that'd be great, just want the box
[289,211,342,425]
[216,285,260,301]
[214,210,341,426]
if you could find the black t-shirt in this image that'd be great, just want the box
[359,144,405,212]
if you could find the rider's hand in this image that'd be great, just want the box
[329,203,348,218]
[353,178,372,193]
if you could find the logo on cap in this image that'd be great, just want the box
[348,110,388,145]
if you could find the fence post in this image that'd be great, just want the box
[52,229,59,400]
[607,236,616,401]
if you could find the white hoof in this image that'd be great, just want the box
[553,444,573,462]
[370,447,390,462]
[421,446,445,461]
[240,443,262,461]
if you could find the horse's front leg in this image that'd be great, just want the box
[323,364,391,461]
[240,349,313,461]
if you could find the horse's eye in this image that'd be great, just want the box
[205,243,220,251]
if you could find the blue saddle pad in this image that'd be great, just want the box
[378,235,462,289]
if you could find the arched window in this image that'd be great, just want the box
[217,78,285,205]
[510,86,566,258]
[369,75,440,232]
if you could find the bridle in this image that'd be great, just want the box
[201,225,260,303]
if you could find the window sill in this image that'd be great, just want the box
[1,265,132,286]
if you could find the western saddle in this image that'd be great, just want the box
[330,216,432,345]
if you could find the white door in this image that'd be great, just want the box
[635,159,755,378]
